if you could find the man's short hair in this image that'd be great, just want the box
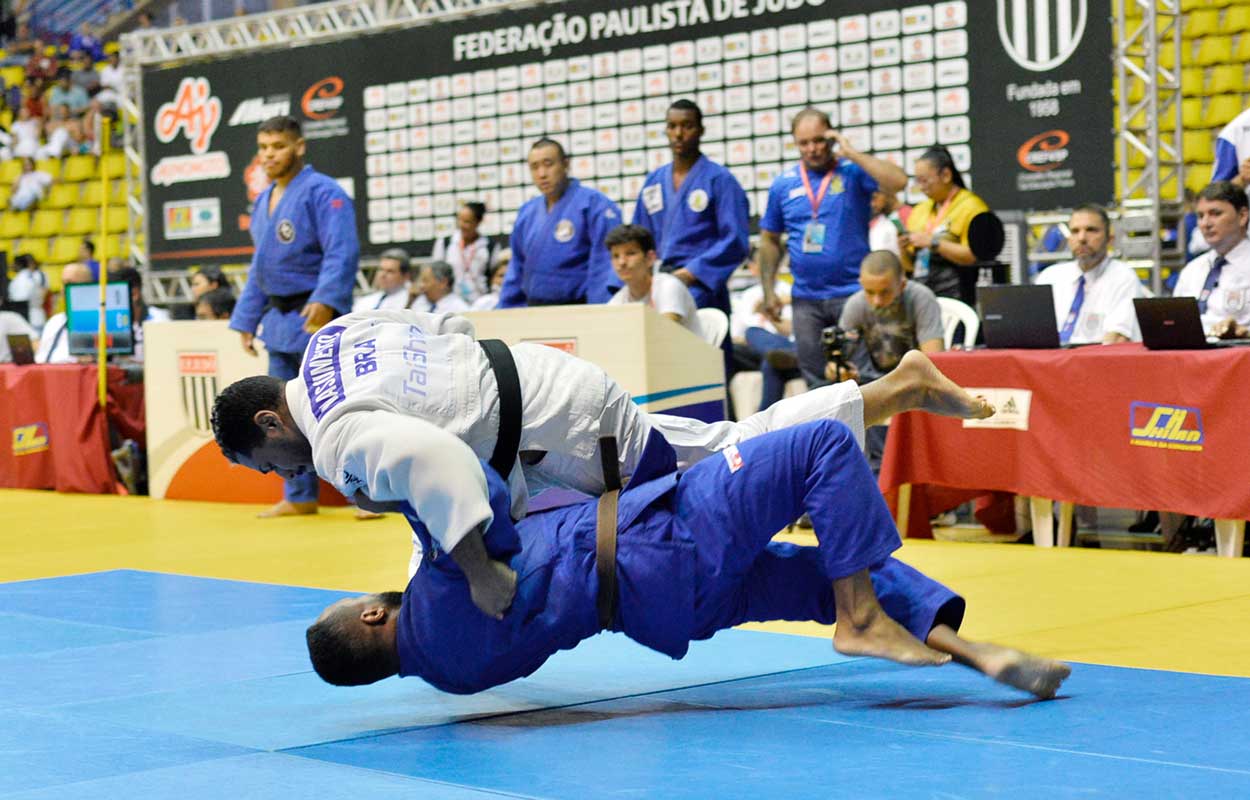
[668,98,703,126]
[306,607,396,686]
[80,239,95,255]
[258,115,302,138]
[196,265,225,286]
[425,260,455,288]
[1071,204,1111,231]
[108,265,141,289]
[790,106,832,133]
[14,253,35,270]
[1198,180,1249,213]
[379,247,411,273]
[198,287,236,319]
[530,137,567,160]
[603,224,655,252]
[860,250,904,279]
[210,375,285,461]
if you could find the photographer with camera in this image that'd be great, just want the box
[829,251,945,469]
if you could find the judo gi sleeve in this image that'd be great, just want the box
[498,224,528,308]
[307,184,360,315]
[584,195,623,304]
[1212,137,1239,182]
[326,410,494,554]
[229,249,269,335]
[683,173,750,293]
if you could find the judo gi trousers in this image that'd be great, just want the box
[269,350,319,503]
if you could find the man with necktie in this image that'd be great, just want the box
[1174,182,1250,337]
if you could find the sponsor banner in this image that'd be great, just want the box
[164,198,222,240]
[143,0,1112,264]
[12,422,50,456]
[961,388,1032,431]
[178,351,220,434]
[1129,402,1204,452]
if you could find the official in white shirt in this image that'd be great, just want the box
[408,261,470,314]
[0,310,37,362]
[352,248,412,313]
[605,224,705,340]
[1173,181,1250,337]
[36,263,93,364]
[1036,205,1149,344]
[6,253,48,328]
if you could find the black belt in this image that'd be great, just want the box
[478,339,522,480]
[265,291,312,314]
[596,436,622,630]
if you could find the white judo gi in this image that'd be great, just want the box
[283,310,865,575]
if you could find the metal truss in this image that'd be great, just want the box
[1115,0,1185,294]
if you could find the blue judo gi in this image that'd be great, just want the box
[229,164,359,502]
[499,179,621,307]
[395,420,964,695]
[631,156,749,316]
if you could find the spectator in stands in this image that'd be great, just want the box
[500,138,620,307]
[0,307,36,361]
[9,157,51,211]
[196,287,236,321]
[20,78,45,121]
[24,39,56,84]
[69,51,99,95]
[7,252,47,328]
[1035,205,1147,344]
[96,51,123,107]
[408,261,468,314]
[48,71,89,118]
[80,240,101,280]
[758,107,907,386]
[868,191,906,257]
[470,250,510,311]
[1174,181,1250,337]
[352,247,411,312]
[39,104,86,158]
[8,106,39,158]
[605,223,704,339]
[900,146,990,304]
[2,22,37,65]
[36,262,92,364]
[190,266,227,301]
[431,201,496,305]
[137,12,155,29]
[69,23,105,63]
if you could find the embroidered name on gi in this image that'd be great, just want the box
[304,325,346,420]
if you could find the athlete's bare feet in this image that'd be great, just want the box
[257,500,318,518]
[926,625,1071,699]
[897,350,995,420]
[832,570,951,667]
[354,508,386,521]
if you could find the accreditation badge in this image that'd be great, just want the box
[642,184,664,214]
[1224,288,1247,313]
[802,221,826,253]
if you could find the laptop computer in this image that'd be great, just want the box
[1134,296,1250,350]
[977,285,1061,349]
[6,333,35,365]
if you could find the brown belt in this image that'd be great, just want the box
[595,435,623,630]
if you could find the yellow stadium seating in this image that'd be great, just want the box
[1206,65,1246,96]
[42,183,79,210]
[0,186,10,210]
[48,236,81,266]
[1194,35,1233,67]
[104,206,129,235]
[60,155,97,183]
[34,158,61,180]
[14,238,49,263]
[1181,68,1205,95]
[1183,9,1222,40]
[100,152,125,180]
[1226,7,1250,34]
[1206,94,1244,129]
[0,65,23,89]
[28,209,63,239]
[1234,32,1250,65]
[1182,97,1206,130]
[1183,130,1216,164]
[79,181,105,208]
[62,208,99,237]
[0,211,29,240]
[110,180,129,205]
[1186,167,1213,194]
[98,235,125,260]
[0,159,24,186]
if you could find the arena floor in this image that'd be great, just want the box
[4,490,1250,798]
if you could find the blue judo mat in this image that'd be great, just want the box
[2,570,1248,799]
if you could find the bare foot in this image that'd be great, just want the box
[897,350,995,419]
[257,500,318,518]
[964,641,1071,699]
[834,607,952,667]
[354,508,386,521]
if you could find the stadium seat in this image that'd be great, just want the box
[1186,166,1213,194]
[1225,7,1250,34]
[1206,65,1246,96]
[1234,33,1250,65]
[1194,36,1233,67]
[34,158,61,180]
[62,208,98,237]
[60,155,97,183]
[79,180,105,208]
[0,65,23,90]
[1183,9,1221,40]
[48,236,81,265]
[14,237,49,263]
[109,180,129,205]
[100,151,125,180]
[42,183,79,210]
[0,159,22,186]
[1183,130,1216,164]
[1182,98,1206,130]
[0,186,9,210]
[0,211,29,240]
[28,209,62,239]
[1206,94,1244,129]
[1181,68,1205,95]
[99,235,125,260]
[104,206,129,235]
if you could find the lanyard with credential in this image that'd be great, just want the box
[799,163,834,219]
[925,188,961,234]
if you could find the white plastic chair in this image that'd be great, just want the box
[695,307,730,348]
[937,297,980,349]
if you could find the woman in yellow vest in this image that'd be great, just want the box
[899,146,989,303]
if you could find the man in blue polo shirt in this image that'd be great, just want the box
[759,108,908,386]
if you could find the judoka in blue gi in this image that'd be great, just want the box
[631,99,749,319]
[303,419,1071,700]
[499,138,621,307]
[228,115,359,517]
